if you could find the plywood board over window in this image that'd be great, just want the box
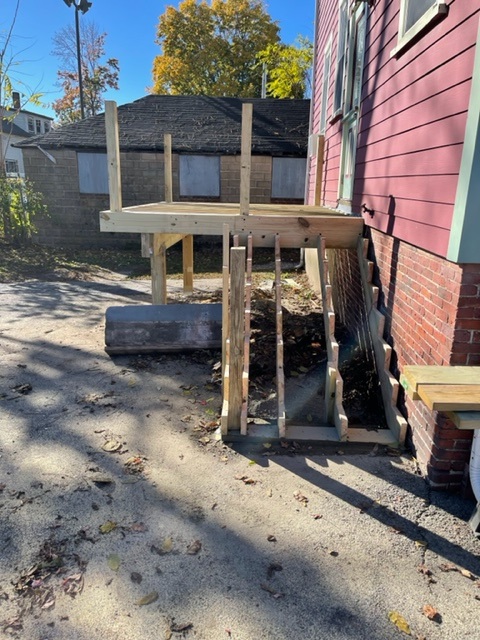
[271,157,307,199]
[179,155,220,197]
[78,152,109,194]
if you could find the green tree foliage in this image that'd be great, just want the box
[257,37,313,99]
[0,177,47,245]
[152,0,280,97]
[52,21,119,123]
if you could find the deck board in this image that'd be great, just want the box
[401,365,480,399]
[416,384,480,411]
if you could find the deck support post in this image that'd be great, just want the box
[240,103,253,216]
[227,246,246,431]
[105,101,122,213]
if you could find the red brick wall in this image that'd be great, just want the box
[368,228,480,490]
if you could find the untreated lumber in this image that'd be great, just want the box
[222,224,230,381]
[357,236,407,444]
[151,234,167,304]
[401,365,480,400]
[240,103,253,216]
[240,235,253,435]
[105,101,122,213]
[227,246,246,431]
[275,236,286,437]
[100,211,363,249]
[182,235,194,293]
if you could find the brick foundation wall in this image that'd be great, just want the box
[369,228,480,490]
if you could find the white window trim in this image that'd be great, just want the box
[391,1,448,58]
[319,35,332,134]
[332,0,349,121]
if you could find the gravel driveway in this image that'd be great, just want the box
[1,276,479,640]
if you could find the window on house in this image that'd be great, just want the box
[392,0,448,56]
[44,121,50,133]
[5,159,19,174]
[27,117,34,133]
[179,155,220,197]
[271,157,307,200]
[319,37,332,134]
[35,119,41,134]
[333,0,349,118]
[77,152,109,194]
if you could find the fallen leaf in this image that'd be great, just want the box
[99,520,117,534]
[422,604,440,621]
[414,540,427,549]
[267,562,283,578]
[417,564,432,576]
[388,611,411,635]
[267,535,277,542]
[107,554,121,571]
[171,622,193,633]
[260,583,284,599]
[135,591,159,606]
[186,540,202,555]
[306,414,313,423]
[102,440,122,453]
[235,474,256,485]
[312,514,323,520]
[198,436,210,445]
[293,490,308,505]
[129,522,148,533]
[263,443,272,449]
[460,569,476,580]
[439,563,457,572]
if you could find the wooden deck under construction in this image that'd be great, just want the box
[99,100,404,448]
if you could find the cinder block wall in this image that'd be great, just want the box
[370,229,480,490]
[24,148,288,247]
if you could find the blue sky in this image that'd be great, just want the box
[2,0,315,119]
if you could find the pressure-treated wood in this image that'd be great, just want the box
[227,247,246,430]
[100,210,363,249]
[416,384,480,411]
[240,103,253,216]
[357,237,407,444]
[240,235,253,435]
[449,411,480,430]
[164,134,173,203]
[182,235,194,293]
[401,365,480,399]
[105,101,122,213]
[275,236,286,437]
[151,234,167,304]
[222,224,230,381]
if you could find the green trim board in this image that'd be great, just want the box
[447,19,480,264]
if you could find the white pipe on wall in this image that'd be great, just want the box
[470,430,480,503]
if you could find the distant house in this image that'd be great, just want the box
[17,95,310,248]
[1,98,53,176]
[307,1,480,489]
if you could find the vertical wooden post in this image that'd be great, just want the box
[105,101,122,213]
[227,246,246,430]
[314,134,325,207]
[164,133,173,203]
[222,224,230,382]
[275,236,286,437]
[240,103,253,216]
[151,234,167,304]
[182,235,194,293]
[150,133,174,304]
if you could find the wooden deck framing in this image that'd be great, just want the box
[100,100,408,445]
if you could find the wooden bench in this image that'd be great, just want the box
[401,365,480,428]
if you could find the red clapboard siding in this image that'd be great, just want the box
[356,144,464,179]
[357,174,457,206]
[355,193,454,229]
[356,113,468,161]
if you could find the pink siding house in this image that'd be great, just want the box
[308,0,480,490]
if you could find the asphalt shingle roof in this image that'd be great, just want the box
[2,118,33,138]
[17,95,309,156]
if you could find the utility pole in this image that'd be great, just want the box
[62,0,92,120]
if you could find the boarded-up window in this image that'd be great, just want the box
[179,155,220,197]
[78,152,109,194]
[271,157,307,199]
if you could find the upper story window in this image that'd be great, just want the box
[333,0,349,119]
[391,0,448,57]
[35,119,41,134]
[5,159,19,175]
[319,36,332,134]
[27,117,34,133]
